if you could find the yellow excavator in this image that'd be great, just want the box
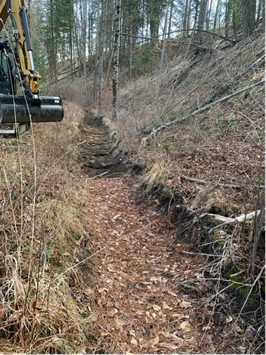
[0,0,63,137]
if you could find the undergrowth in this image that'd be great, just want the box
[0,102,94,353]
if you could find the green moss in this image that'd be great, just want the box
[230,272,261,311]
[162,186,173,198]
[163,142,172,151]
[228,115,238,128]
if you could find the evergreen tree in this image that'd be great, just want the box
[146,0,168,40]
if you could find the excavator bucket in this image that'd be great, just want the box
[0,95,64,124]
[0,95,64,137]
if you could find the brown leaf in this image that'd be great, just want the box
[130,337,138,346]
[140,334,160,348]
[158,342,178,350]
[179,320,191,332]
[152,304,161,311]
[162,301,172,310]
[180,300,191,308]
[150,334,160,346]
[0,310,6,321]
[108,308,118,317]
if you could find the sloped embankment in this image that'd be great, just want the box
[78,112,128,177]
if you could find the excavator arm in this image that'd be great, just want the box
[0,0,64,136]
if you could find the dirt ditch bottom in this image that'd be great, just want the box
[78,113,127,177]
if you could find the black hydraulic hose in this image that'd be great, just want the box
[20,7,32,51]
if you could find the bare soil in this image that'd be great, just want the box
[78,113,127,177]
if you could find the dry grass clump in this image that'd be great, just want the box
[0,100,95,353]
[140,162,165,189]
[0,266,92,353]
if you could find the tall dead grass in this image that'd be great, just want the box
[0,100,95,353]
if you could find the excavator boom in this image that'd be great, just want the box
[0,0,64,136]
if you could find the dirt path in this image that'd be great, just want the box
[85,176,214,354]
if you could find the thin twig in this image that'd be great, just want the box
[235,265,265,322]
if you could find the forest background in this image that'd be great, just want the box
[29,0,264,105]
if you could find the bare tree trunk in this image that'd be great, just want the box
[112,0,121,120]
[105,46,115,90]
[196,0,208,42]
[206,0,213,31]
[167,0,174,39]
[242,0,256,38]
[192,0,200,31]
[82,0,88,102]
[49,0,57,82]
[69,4,74,82]
[224,0,232,37]
[261,0,265,32]
[186,0,192,34]
[232,9,238,40]
[154,0,170,125]
[256,0,262,27]
[183,0,190,37]
[97,0,106,114]
[128,36,133,81]
[213,0,221,32]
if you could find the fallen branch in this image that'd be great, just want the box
[150,79,265,136]
[200,213,235,224]
[235,265,265,323]
[182,175,242,190]
[199,210,263,234]
[182,175,265,190]
[121,28,236,44]
[209,54,265,100]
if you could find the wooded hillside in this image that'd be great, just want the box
[0,0,264,353]
[30,1,264,99]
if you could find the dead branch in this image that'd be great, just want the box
[182,175,265,190]
[200,213,235,224]
[209,54,265,100]
[150,79,265,136]
[199,210,263,234]
[120,32,153,41]
[182,175,242,190]
[121,29,237,44]
[235,265,265,323]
